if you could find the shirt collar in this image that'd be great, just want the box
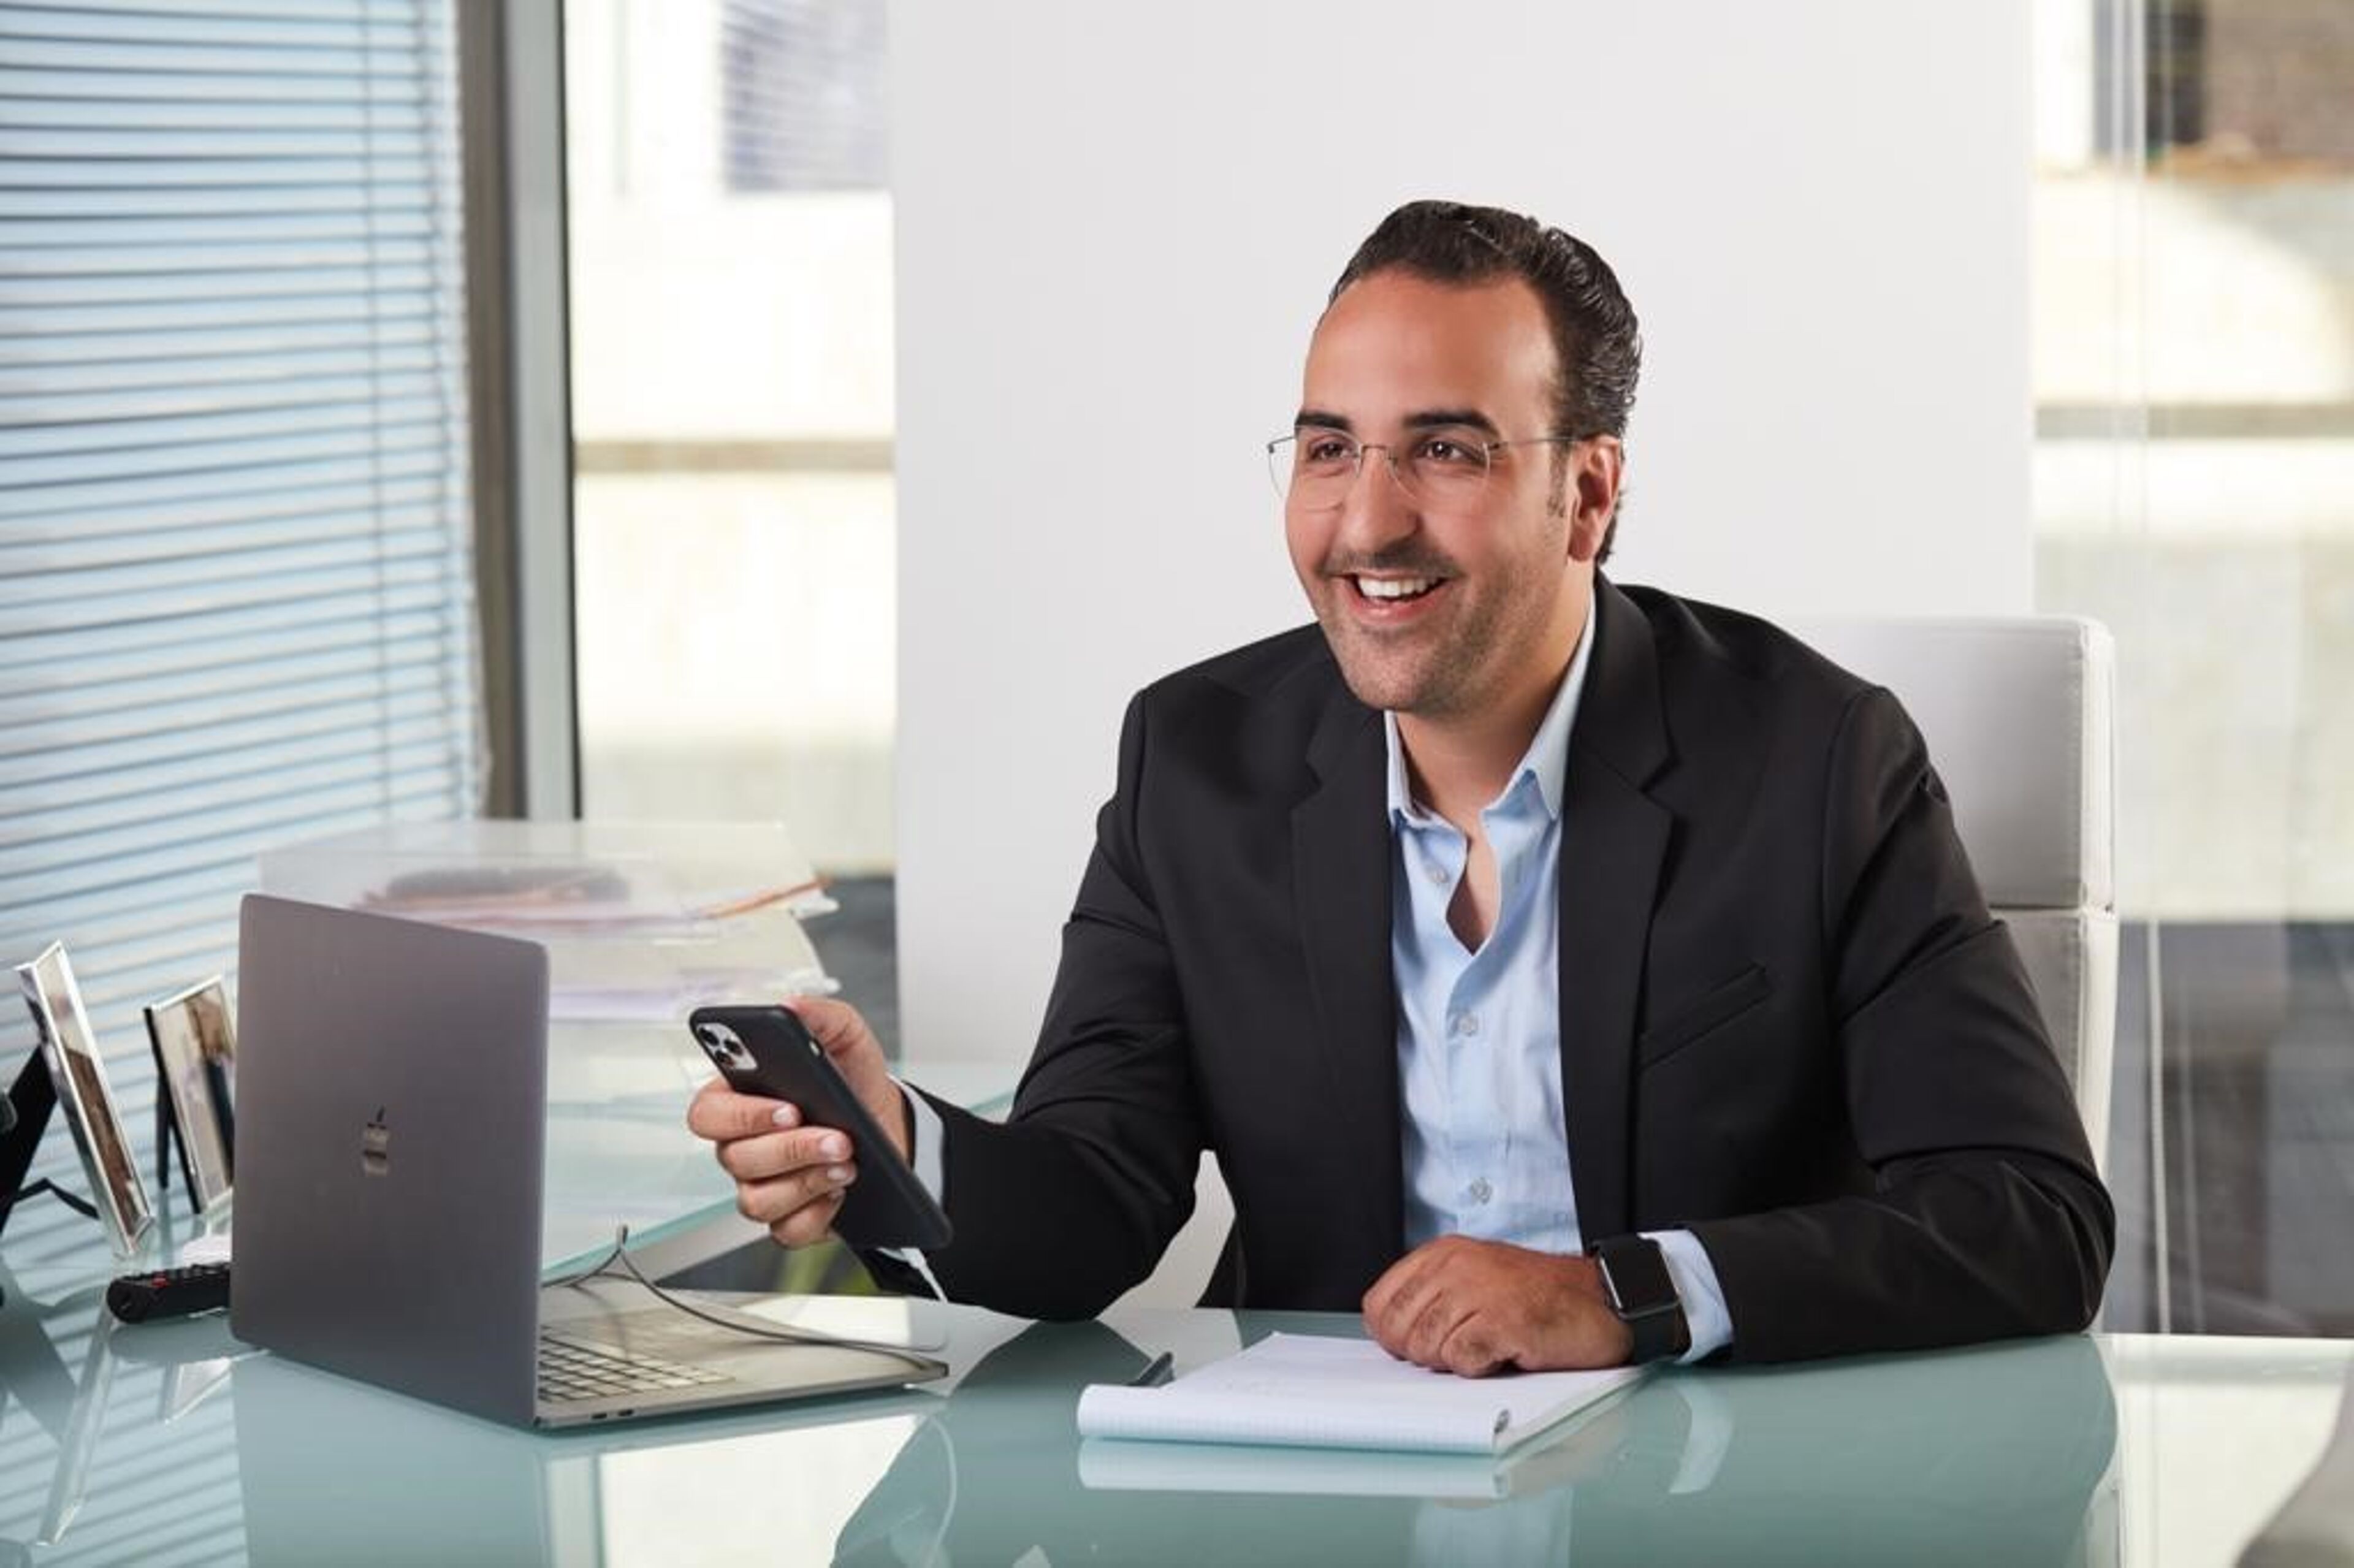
[1383,609,1596,827]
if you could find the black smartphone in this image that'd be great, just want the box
[688,1005,953,1250]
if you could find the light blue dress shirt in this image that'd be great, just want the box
[1384,620,1731,1363]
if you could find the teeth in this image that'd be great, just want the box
[1357,576,1438,601]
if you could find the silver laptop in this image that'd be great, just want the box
[230,892,945,1429]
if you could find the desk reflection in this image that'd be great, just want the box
[229,1350,934,1567]
[840,1322,2120,1568]
[207,1312,2119,1567]
[0,1269,247,1559]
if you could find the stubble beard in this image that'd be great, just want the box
[1314,582,1498,720]
[1311,536,1572,723]
[1304,488,1575,718]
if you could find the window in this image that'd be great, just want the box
[720,0,887,193]
[0,4,480,1276]
[566,0,896,874]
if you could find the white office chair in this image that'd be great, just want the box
[1795,616,2119,1174]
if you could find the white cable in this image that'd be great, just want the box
[549,1225,942,1375]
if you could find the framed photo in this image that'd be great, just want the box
[144,978,236,1213]
[15,943,153,1257]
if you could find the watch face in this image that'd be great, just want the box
[1598,1238,1691,1363]
[1598,1239,1679,1317]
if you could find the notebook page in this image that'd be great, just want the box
[1076,1333,1642,1455]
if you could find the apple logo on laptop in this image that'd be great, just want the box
[362,1107,391,1178]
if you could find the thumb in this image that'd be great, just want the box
[782,995,909,1160]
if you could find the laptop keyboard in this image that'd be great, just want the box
[537,1331,733,1404]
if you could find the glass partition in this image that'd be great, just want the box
[2033,0,2354,1336]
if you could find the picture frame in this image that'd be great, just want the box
[143,977,236,1214]
[14,944,153,1257]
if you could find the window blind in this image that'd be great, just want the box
[0,0,479,1329]
[720,0,887,192]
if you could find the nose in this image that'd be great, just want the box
[1333,444,1419,551]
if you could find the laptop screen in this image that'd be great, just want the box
[230,894,552,1425]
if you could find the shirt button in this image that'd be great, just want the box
[1454,1011,1479,1037]
[1468,1178,1493,1205]
[1424,860,1448,886]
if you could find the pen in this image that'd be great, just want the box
[1127,1350,1175,1387]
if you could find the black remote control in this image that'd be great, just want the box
[107,1262,231,1323]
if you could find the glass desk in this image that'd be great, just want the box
[1,1260,2348,1567]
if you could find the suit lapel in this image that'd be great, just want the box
[1557,580,1673,1241]
[1291,688,1404,1262]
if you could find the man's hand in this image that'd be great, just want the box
[1362,1236,1633,1376]
[684,997,911,1249]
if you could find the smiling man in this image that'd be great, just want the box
[690,200,2113,1370]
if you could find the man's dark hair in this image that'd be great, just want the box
[1330,199,1640,560]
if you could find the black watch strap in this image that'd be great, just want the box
[1591,1234,1692,1364]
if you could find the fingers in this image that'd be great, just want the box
[687,1076,865,1252]
[1363,1244,1450,1364]
[769,1189,847,1249]
[1434,1319,1510,1378]
[734,1158,858,1244]
[687,1079,800,1140]
[713,1124,855,1184]
[784,994,882,1065]
[1363,1238,1577,1374]
[1383,1258,1458,1368]
[734,1158,855,1224]
[1362,1269,1409,1357]
[1403,1288,1477,1370]
[1361,1243,1431,1331]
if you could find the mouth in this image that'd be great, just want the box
[1346,573,1445,606]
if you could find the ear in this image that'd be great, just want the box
[1564,436,1623,564]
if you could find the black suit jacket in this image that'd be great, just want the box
[899,579,2113,1362]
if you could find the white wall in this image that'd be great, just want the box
[893,1,2033,1063]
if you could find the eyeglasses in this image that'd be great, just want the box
[1265,427,1582,511]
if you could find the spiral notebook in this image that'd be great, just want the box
[1075,1333,1644,1456]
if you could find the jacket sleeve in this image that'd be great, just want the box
[910,692,1207,1320]
[1688,685,2115,1361]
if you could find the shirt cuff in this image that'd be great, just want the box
[873,1079,950,1300]
[1643,1227,1734,1364]
[899,1077,945,1205]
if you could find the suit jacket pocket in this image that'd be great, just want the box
[1637,962,1772,1070]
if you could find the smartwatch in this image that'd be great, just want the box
[1591,1234,1691,1364]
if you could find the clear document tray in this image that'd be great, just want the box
[259,820,837,1023]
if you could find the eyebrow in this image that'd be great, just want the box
[1404,408,1501,436]
[1289,408,1502,436]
